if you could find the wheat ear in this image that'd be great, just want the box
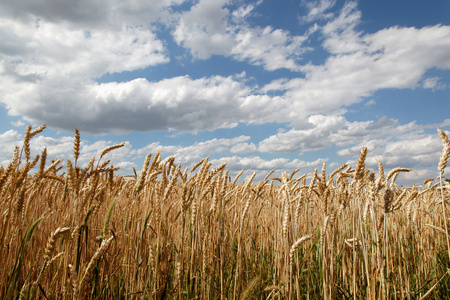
[289,234,312,267]
[438,128,450,174]
[99,142,125,160]
[77,235,115,295]
[74,128,80,164]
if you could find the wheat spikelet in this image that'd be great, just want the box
[211,162,227,178]
[281,173,291,240]
[24,123,45,162]
[328,163,348,185]
[108,169,114,188]
[134,153,151,194]
[37,148,47,179]
[354,147,368,182]
[289,234,312,267]
[210,174,221,214]
[344,238,361,248]
[232,169,245,185]
[242,171,256,192]
[15,155,39,188]
[44,227,70,261]
[30,123,46,137]
[77,235,115,294]
[320,215,329,247]
[14,186,26,225]
[44,159,63,174]
[390,189,407,212]
[438,128,450,174]
[386,167,411,183]
[18,281,29,300]
[294,189,304,225]
[404,190,418,206]
[383,186,394,214]
[241,276,261,300]
[23,125,32,162]
[423,177,434,186]
[162,165,180,204]
[66,160,74,193]
[99,142,125,160]
[265,169,275,182]
[425,224,447,234]
[97,159,111,170]
[240,195,252,232]
[92,187,106,216]
[197,161,212,188]
[320,162,327,185]
[0,161,15,194]
[190,158,206,173]
[74,128,80,163]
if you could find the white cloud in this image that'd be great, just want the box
[2,75,258,133]
[0,130,22,165]
[130,135,252,166]
[172,0,308,71]
[230,142,257,154]
[0,128,137,173]
[11,120,25,127]
[440,119,450,128]
[0,0,449,187]
[365,99,376,106]
[258,114,346,153]
[1,0,185,28]
[256,113,447,176]
[321,1,363,54]
[1,125,448,187]
[0,18,168,79]
[423,77,447,91]
[1,0,450,136]
[261,16,450,129]
[337,132,443,172]
[302,0,337,23]
[257,114,393,153]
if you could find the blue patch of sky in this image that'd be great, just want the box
[96,3,321,86]
[344,83,450,127]
[167,0,194,13]
[97,50,306,89]
[245,0,331,67]
[248,0,308,34]
[0,105,21,133]
[358,0,450,32]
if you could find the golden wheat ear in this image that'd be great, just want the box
[438,128,450,175]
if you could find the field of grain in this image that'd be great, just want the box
[1,124,450,299]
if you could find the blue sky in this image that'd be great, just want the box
[1,0,449,185]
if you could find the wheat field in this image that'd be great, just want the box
[1,124,450,299]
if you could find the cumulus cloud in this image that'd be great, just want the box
[0,129,22,165]
[130,135,252,165]
[230,142,257,154]
[0,0,449,186]
[1,0,450,135]
[2,75,260,133]
[0,18,168,79]
[258,115,404,154]
[0,128,325,182]
[337,132,443,170]
[256,113,449,178]
[1,0,185,28]
[262,12,450,129]
[172,0,309,71]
